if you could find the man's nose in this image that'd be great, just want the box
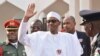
[9,31,15,34]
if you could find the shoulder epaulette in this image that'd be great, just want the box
[0,42,7,46]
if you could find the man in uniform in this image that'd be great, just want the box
[79,10,100,56]
[62,15,91,56]
[0,19,26,56]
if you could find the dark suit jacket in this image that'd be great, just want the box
[77,31,91,56]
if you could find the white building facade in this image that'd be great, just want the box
[0,0,100,42]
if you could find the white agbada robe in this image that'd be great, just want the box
[18,21,83,56]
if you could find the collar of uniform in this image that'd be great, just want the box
[93,33,99,38]
[91,33,99,46]
[11,42,18,46]
[2,41,18,46]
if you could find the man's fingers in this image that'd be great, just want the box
[28,3,35,11]
[31,3,35,10]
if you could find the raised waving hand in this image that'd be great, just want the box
[23,3,37,22]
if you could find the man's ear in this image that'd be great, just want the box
[88,22,93,30]
[74,22,76,25]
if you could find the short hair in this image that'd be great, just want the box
[69,16,76,23]
[30,19,43,30]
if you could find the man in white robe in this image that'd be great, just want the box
[18,3,83,56]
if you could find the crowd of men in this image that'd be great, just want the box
[0,3,100,56]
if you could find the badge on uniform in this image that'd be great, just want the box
[56,49,62,55]
[94,48,100,56]
[23,50,26,56]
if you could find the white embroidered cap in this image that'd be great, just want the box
[47,11,61,21]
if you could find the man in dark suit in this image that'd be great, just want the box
[79,10,100,56]
[30,19,43,33]
[63,15,91,56]
[0,19,26,56]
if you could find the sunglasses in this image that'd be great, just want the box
[47,20,59,23]
[31,26,41,30]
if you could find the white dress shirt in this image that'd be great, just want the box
[73,31,83,43]
[91,33,99,47]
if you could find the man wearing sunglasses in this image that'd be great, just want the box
[18,3,83,56]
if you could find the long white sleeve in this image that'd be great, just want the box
[18,20,37,47]
[18,20,28,45]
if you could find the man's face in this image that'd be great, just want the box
[31,20,42,33]
[83,23,93,37]
[63,18,75,33]
[47,17,60,32]
[6,29,18,43]
[31,25,41,32]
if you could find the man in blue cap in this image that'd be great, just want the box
[80,10,100,56]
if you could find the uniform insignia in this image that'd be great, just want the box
[94,48,100,56]
[7,52,10,54]
[23,50,26,56]
[57,49,62,55]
